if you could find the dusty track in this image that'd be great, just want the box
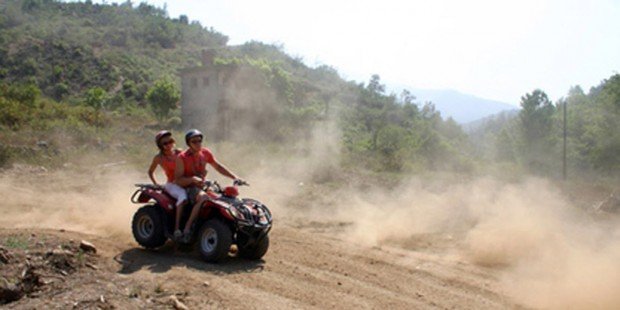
[2,224,519,309]
[121,224,519,309]
[3,166,620,309]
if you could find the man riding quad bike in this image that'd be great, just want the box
[131,129,271,263]
[130,179,272,262]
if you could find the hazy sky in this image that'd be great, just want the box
[117,0,619,104]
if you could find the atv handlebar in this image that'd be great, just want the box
[201,179,248,193]
[234,179,249,186]
[202,180,216,191]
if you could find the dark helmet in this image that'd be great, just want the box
[155,130,172,148]
[185,129,203,146]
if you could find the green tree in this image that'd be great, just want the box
[518,89,556,172]
[146,78,179,122]
[53,83,69,101]
[83,86,109,127]
[2,83,41,108]
[495,127,516,162]
[588,74,620,171]
[375,124,416,171]
[600,74,620,109]
[178,14,189,25]
[84,87,109,111]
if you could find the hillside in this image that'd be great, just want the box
[0,0,472,174]
[0,0,227,100]
[2,0,620,177]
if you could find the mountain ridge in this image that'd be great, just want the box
[387,83,518,123]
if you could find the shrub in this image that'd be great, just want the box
[146,78,179,122]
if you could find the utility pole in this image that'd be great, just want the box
[563,99,567,181]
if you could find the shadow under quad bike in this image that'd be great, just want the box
[130,180,272,263]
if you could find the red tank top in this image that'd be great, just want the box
[159,149,181,183]
[179,148,215,178]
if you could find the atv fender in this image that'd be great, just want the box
[135,188,175,214]
[199,200,235,221]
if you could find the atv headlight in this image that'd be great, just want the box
[257,209,268,225]
[229,206,245,220]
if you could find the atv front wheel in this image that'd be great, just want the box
[132,205,167,249]
[238,235,270,260]
[197,219,232,263]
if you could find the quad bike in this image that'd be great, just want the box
[130,180,272,263]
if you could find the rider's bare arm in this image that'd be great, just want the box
[174,157,199,187]
[148,155,161,185]
[210,160,238,180]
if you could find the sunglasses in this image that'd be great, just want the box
[190,139,202,144]
[161,139,175,146]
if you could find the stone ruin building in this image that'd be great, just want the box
[180,49,299,142]
[179,49,232,140]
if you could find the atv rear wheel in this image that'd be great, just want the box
[197,219,232,263]
[132,205,167,249]
[238,235,270,260]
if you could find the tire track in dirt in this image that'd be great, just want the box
[165,225,522,309]
[1,224,520,309]
[0,168,525,309]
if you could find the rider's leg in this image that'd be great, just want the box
[183,190,207,236]
[174,203,184,236]
[174,196,187,234]
[165,183,187,238]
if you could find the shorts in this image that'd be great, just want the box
[187,186,202,206]
[164,182,188,207]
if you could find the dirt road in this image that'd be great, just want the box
[3,167,620,309]
[1,224,519,309]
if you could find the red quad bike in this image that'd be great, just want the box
[130,180,272,263]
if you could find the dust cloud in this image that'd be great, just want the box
[329,178,620,308]
[0,165,140,240]
[197,94,620,309]
[236,130,620,309]
[1,116,619,309]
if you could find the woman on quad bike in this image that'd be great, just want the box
[174,129,245,242]
[148,130,187,240]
